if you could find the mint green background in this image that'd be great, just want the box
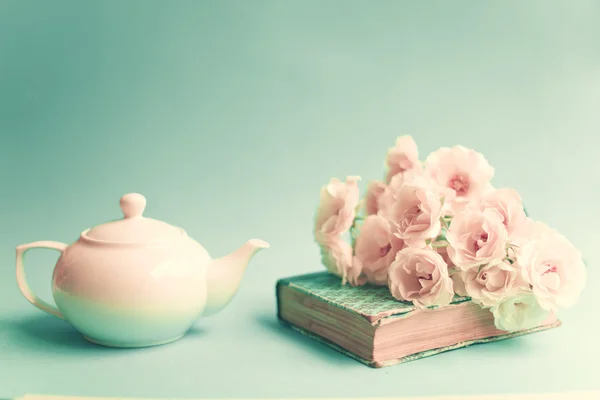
[1,0,599,398]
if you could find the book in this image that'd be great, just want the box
[276,271,561,368]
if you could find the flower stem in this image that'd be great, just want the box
[430,241,449,248]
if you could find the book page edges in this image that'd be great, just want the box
[280,315,561,368]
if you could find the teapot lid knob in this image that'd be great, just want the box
[120,193,146,219]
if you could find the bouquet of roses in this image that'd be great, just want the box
[313,135,586,332]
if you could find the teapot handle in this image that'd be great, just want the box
[16,241,67,319]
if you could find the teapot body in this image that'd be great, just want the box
[15,192,269,348]
[50,234,211,347]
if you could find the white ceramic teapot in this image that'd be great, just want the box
[15,193,269,348]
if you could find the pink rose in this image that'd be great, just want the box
[515,223,586,311]
[354,215,405,285]
[387,177,443,248]
[376,169,425,217]
[439,248,469,296]
[478,188,527,240]
[389,168,424,189]
[424,145,494,215]
[509,216,541,248]
[388,247,455,309]
[491,292,551,332]
[319,238,366,286]
[449,269,468,297]
[436,245,455,268]
[346,257,366,286]
[385,135,422,183]
[446,208,508,270]
[463,260,526,307]
[364,181,387,216]
[314,176,360,244]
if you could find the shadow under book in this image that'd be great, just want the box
[275,271,560,368]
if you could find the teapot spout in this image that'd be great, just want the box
[202,239,269,317]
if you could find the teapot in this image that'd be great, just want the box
[15,193,269,348]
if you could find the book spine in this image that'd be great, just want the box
[275,278,289,322]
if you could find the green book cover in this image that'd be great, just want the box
[276,271,561,368]
[276,271,471,325]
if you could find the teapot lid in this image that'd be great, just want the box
[83,193,184,244]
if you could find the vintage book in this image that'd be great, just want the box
[276,271,561,368]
